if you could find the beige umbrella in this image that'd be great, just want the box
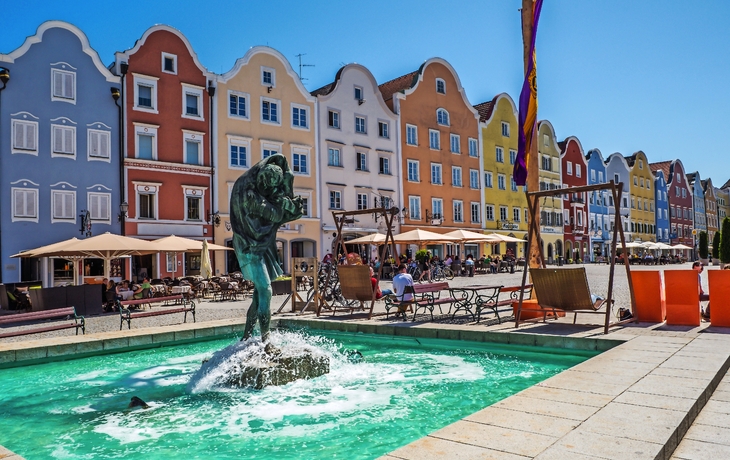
[200,240,213,279]
[345,233,387,245]
[671,244,693,250]
[482,233,526,243]
[393,228,459,244]
[152,235,232,252]
[444,229,493,241]
[617,241,643,249]
[11,237,81,258]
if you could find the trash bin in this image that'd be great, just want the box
[558,256,563,266]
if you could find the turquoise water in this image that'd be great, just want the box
[0,331,593,459]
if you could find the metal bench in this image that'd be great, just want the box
[119,295,195,330]
[0,307,85,338]
[411,282,455,321]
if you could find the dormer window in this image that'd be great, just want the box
[436,78,446,94]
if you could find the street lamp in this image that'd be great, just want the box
[118,201,129,222]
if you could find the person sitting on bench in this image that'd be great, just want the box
[369,267,392,300]
[693,261,711,319]
[392,264,414,318]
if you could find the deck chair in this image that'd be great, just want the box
[525,267,612,324]
[709,270,730,327]
[630,270,666,323]
[337,264,376,317]
[664,270,700,327]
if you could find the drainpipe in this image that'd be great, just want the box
[207,80,216,271]
[116,63,128,236]
[0,67,10,284]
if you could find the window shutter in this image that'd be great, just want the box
[26,191,36,217]
[54,127,64,152]
[26,123,36,150]
[64,193,74,218]
[53,192,63,218]
[13,190,23,217]
[64,73,74,99]
[64,128,74,153]
[99,132,109,158]
[13,122,24,149]
[100,195,109,220]
[89,194,99,219]
[90,131,99,156]
[54,71,63,97]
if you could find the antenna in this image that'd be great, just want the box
[295,53,315,81]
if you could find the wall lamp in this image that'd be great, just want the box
[0,68,9,90]
[207,210,221,227]
[117,201,129,222]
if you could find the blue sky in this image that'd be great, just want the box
[2,0,728,185]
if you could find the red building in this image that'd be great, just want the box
[113,25,214,280]
[559,137,588,262]
[650,160,693,254]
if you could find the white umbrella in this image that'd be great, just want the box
[482,233,526,243]
[444,229,493,242]
[393,228,459,244]
[671,244,693,250]
[654,242,673,250]
[617,242,643,249]
[345,233,387,245]
[200,240,213,279]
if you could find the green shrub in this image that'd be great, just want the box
[722,217,730,263]
[699,231,709,259]
[713,231,721,259]
[415,249,429,263]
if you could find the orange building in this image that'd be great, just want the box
[379,58,482,258]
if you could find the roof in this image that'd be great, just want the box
[557,141,566,152]
[473,100,495,123]
[310,66,345,97]
[686,172,698,185]
[624,152,638,167]
[378,70,419,102]
[649,161,671,181]
[722,179,730,189]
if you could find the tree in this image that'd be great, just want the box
[713,231,721,260]
[699,231,709,259]
[722,217,730,264]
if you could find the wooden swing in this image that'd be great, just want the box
[316,207,399,319]
[515,181,637,334]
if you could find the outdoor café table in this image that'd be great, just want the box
[150,284,168,296]
[119,290,135,301]
[449,285,502,322]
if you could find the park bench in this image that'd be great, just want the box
[119,295,195,330]
[384,282,456,321]
[0,307,85,338]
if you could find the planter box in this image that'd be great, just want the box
[271,280,292,296]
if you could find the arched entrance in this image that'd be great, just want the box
[547,243,554,262]
[565,241,573,261]
[555,239,563,258]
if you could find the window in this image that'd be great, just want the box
[166,253,177,273]
[511,177,518,192]
[11,119,38,154]
[187,197,201,221]
[485,172,493,188]
[88,129,110,160]
[262,99,279,123]
[296,193,310,217]
[485,205,495,221]
[356,152,368,171]
[513,207,521,222]
[543,134,549,146]
[355,116,366,133]
[452,166,462,187]
[541,155,552,171]
[357,193,368,210]
[139,193,155,219]
[469,138,478,157]
[134,75,158,112]
[590,170,596,181]
[598,171,603,182]
[431,163,442,185]
[229,137,250,168]
[379,156,390,175]
[292,151,308,174]
[262,145,279,159]
[13,187,38,222]
[406,124,417,145]
[436,78,445,94]
[566,162,573,175]
[471,203,480,223]
[52,68,75,102]
[500,206,508,221]
[639,160,643,170]
[496,147,504,163]
[450,134,460,153]
[52,125,75,157]
[407,160,419,182]
[429,130,440,150]
[576,164,582,178]
[633,176,638,186]
[328,148,341,167]
[183,132,203,165]
[501,122,510,137]
[354,86,363,101]
[329,190,342,209]
[162,52,177,74]
[509,150,516,165]
[328,110,340,128]
[470,169,479,189]
[682,188,686,198]
[88,192,111,222]
[378,121,389,138]
[498,174,506,190]
[292,105,308,128]
[138,85,153,108]
[135,124,157,160]
[453,201,463,222]
[432,199,443,219]
[51,190,75,222]
[614,174,620,184]
[262,67,275,86]
[525,208,529,223]
[640,177,644,188]
[409,196,421,219]
[437,108,449,126]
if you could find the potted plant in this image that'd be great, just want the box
[699,231,709,265]
[721,218,730,268]
[712,231,721,265]
[270,275,292,296]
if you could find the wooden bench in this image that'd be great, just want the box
[0,307,85,338]
[383,282,455,321]
[491,284,532,323]
[119,295,195,330]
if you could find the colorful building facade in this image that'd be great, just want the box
[650,160,693,256]
[686,172,706,258]
[585,149,611,260]
[559,137,588,262]
[0,21,122,285]
[536,120,563,263]
[213,47,318,274]
[605,153,632,243]
[625,151,656,243]
[654,170,670,243]
[475,93,527,257]
[716,186,729,226]
[702,178,718,246]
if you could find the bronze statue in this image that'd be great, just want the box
[230,154,303,341]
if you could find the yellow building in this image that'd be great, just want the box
[716,186,730,227]
[213,47,318,274]
[537,120,563,263]
[475,93,527,257]
[626,151,656,242]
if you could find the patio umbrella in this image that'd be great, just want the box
[616,242,643,249]
[444,229,493,241]
[482,233,526,243]
[671,244,693,250]
[654,242,673,250]
[152,235,232,252]
[200,240,213,279]
[11,237,81,258]
[345,233,387,245]
[393,228,459,245]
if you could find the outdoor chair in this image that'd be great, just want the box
[664,270,700,327]
[630,270,665,323]
[336,264,376,316]
[708,270,730,327]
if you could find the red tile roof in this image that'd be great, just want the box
[378,70,419,102]
[473,99,496,123]
[649,161,671,181]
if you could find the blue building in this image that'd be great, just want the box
[654,170,670,243]
[585,149,610,261]
[0,21,121,285]
[686,172,707,259]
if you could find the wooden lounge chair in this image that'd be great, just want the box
[630,270,666,323]
[709,270,730,327]
[521,267,612,324]
[335,264,376,318]
[664,270,700,327]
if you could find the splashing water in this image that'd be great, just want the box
[0,330,593,459]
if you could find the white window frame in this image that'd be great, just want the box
[432,198,443,220]
[133,73,159,114]
[183,187,206,222]
[406,124,418,145]
[291,146,310,176]
[500,206,509,221]
[379,155,391,175]
[88,192,111,224]
[496,146,504,163]
[468,138,478,157]
[87,128,111,162]
[470,202,480,224]
[328,109,340,129]
[450,133,460,154]
[452,166,462,187]
[261,66,276,87]
[498,174,506,190]
[261,141,282,160]
[509,149,517,165]
[11,119,39,155]
[485,172,493,188]
[135,182,160,220]
[566,161,573,175]
[327,146,342,167]
[436,108,449,126]
[407,159,420,182]
[51,67,76,104]
[295,189,312,217]
[356,151,368,171]
[354,85,363,101]
[355,115,367,134]
[134,123,158,160]
[429,129,440,150]
[166,253,177,273]
[485,204,495,221]
[378,120,389,139]
[261,97,281,125]
[409,196,421,220]
[51,123,76,159]
[12,187,39,223]
[513,207,521,222]
[431,163,443,185]
[51,189,76,223]
[161,52,177,74]
[329,189,342,210]
[182,130,204,165]
[181,83,204,120]
[501,121,510,137]
[291,103,310,130]
[453,200,464,223]
[228,135,252,169]
[435,78,446,94]
[470,169,479,189]
[357,192,368,210]
[228,90,250,120]
[511,177,518,192]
